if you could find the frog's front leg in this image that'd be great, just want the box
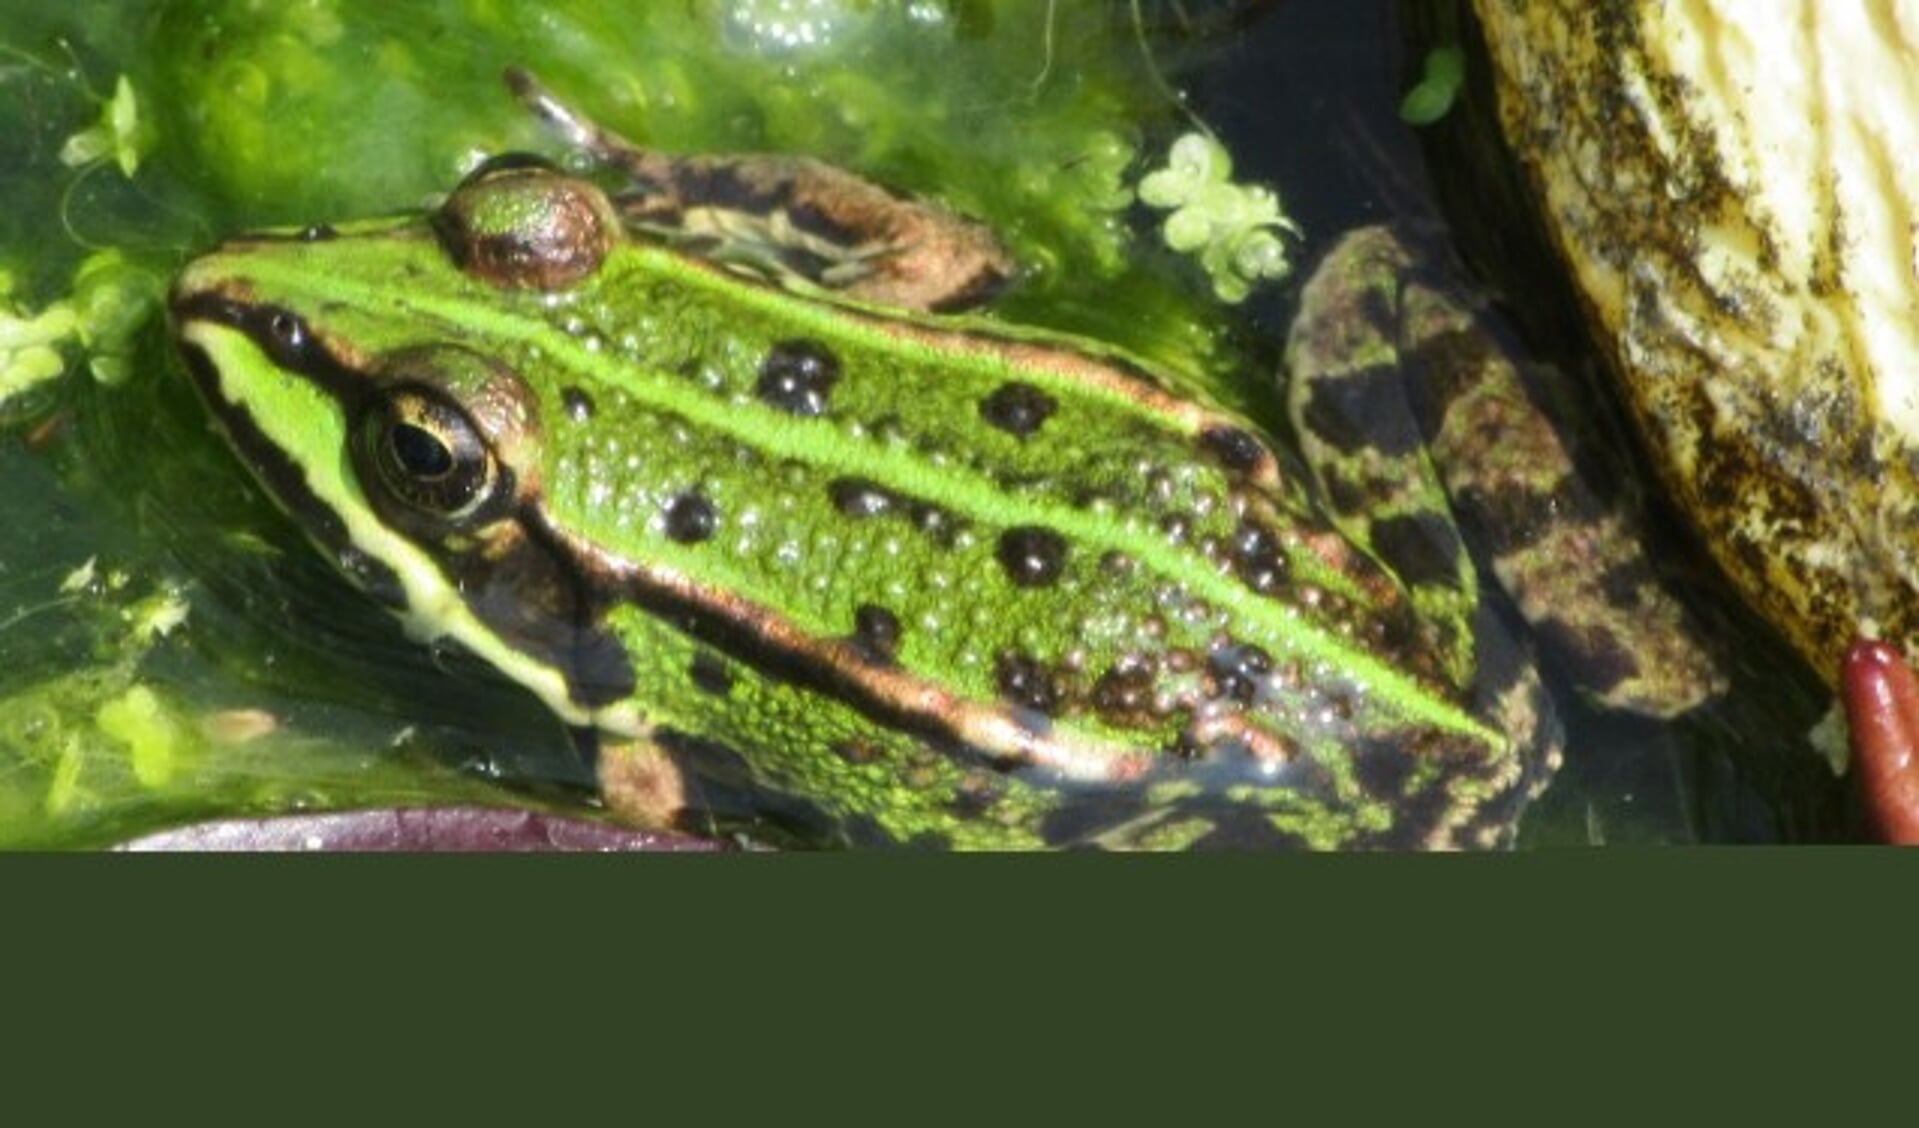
[1287,225,1726,721]
[506,67,1013,313]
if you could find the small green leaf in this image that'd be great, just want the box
[1400,45,1466,126]
[58,74,153,177]
[1162,208,1212,252]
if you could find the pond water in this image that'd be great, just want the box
[0,0,1849,847]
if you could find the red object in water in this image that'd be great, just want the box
[1844,640,1919,845]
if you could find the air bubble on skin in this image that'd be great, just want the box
[882,536,903,558]
[776,540,802,566]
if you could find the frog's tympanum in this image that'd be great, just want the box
[169,65,1720,849]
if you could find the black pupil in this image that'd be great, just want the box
[390,422,453,478]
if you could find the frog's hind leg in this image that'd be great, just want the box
[1290,225,1726,725]
[1287,226,1485,693]
[1287,226,1566,846]
[504,67,1014,313]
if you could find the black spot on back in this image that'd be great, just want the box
[829,477,896,518]
[979,382,1057,438]
[995,653,1062,715]
[756,339,842,416]
[1199,426,1267,473]
[851,604,903,665]
[664,491,719,544]
[996,527,1068,588]
[1230,522,1288,594]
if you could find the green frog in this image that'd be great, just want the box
[166,69,1719,849]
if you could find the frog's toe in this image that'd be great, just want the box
[1844,639,1919,844]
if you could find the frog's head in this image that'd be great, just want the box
[168,162,639,728]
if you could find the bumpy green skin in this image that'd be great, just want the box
[170,163,1563,849]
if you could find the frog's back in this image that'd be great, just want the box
[171,161,1555,849]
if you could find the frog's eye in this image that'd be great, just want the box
[356,387,507,528]
[355,345,542,536]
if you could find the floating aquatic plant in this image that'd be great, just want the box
[1136,131,1297,304]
